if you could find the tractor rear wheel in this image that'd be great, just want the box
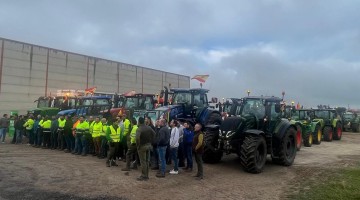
[272,126,297,166]
[323,126,333,142]
[333,122,342,140]
[303,132,313,147]
[296,125,302,151]
[202,128,223,163]
[313,125,322,145]
[240,135,267,173]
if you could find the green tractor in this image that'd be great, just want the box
[203,96,297,173]
[309,109,343,142]
[342,112,360,132]
[289,109,323,150]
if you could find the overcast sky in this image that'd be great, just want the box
[1,0,359,108]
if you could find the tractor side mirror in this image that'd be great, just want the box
[275,104,281,113]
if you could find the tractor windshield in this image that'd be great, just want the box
[173,92,191,104]
[37,98,49,108]
[95,99,110,105]
[241,99,265,118]
[343,114,354,120]
[125,97,139,109]
[314,111,329,119]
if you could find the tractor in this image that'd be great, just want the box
[144,87,222,127]
[58,96,112,118]
[308,109,343,142]
[28,96,79,117]
[203,96,297,174]
[289,109,322,150]
[342,112,360,132]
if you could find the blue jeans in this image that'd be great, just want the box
[185,143,193,169]
[0,128,7,142]
[171,147,179,171]
[157,146,167,174]
[74,134,83,154]
[16,130,22,144]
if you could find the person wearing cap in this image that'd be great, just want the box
[136,117,156,181]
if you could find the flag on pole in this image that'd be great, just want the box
[85,87,97,94]
[123,90,136,96]
[191,75,209,83]
[296,102,301,110]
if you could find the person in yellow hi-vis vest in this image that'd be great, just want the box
[41,116,52,148]
[99,118,108,158]
[23,115,34,145]
[120,114,131,159]
[57,115,66,150]
[122,118,138,171]
[87,116,95,155]
[106,120,122,167]
[75,116,90,156]
[92,117,102,157]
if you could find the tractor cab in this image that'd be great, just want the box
[58,96,111,117]
[219,98,242,118]
[291,109,311,122]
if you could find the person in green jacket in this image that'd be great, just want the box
[41,116,52,148]
[122,118,138,171]
[75,116,90,156]
[23,115,34,145]
[91,117,102,157]
[106,121,121,167]
[99,118,108,159]
[57,115,66,150]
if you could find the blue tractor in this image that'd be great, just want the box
[145,87,222,127]
[58,96,112,117]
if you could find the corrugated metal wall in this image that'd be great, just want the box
[0,38,190,114]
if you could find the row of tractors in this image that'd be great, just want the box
[28,88,352,174]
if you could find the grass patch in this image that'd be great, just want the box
[293,168,360,200]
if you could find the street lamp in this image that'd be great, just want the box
[247,90,250,96]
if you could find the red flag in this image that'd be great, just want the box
[296,102,301,110]
[123,90,136,96]
[85,87,97,94]
[191,75,209,83]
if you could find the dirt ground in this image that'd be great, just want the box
[1,132,360,200]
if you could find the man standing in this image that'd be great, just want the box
[36,116,44,147]
[105,120,121,167]
[32,115,41,147]
[87,116,95,155]
[121,114,131,157]
[41,116,52,148]
[121,118,138,171]
[169,120,180,175]
[150,120,160,170]
[136,117,155,181]
[99,118,108,159]
[183,122,194,172]
[15,115,25,144]
[64,115,74,153]
[50,116,59,150]
[193,123,205,180]
[91,117,102,157]
[23,115,34,145]
[0,114,10,143]
[75,116,89,156]
[57,115,66,150]
[177,121,185,168]
[156,119,170,178]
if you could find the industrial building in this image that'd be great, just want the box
[0,37,190,114]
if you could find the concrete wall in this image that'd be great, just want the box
[0,38,190,114]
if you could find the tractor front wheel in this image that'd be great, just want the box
[323,126,333,142]
[240,135,267,173]
[272,126,297,166]
[296,125,302,151]
[313,125,322,145]
[303,132,313,147]
[333,123,342,140]
[202,128,223,163]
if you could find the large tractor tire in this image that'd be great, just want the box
[240,135,267,173]
[303,132,313,147]
[323,126,333,142]
[203,128,223,163]
[313,125,322,145]
[272,126,297,166]
[206,112,222,126]
[296,125,302,151]
[333,122,342,140]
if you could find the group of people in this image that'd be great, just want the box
[0,112,205,181]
